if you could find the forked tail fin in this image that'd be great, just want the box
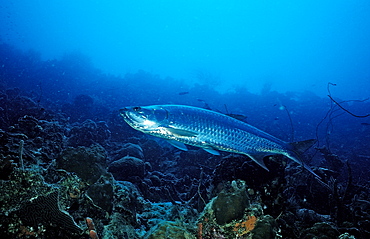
[289,139,317,155]
[287,139,320,178]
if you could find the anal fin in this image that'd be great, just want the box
[203,147,220,155]
[246,154,269,171]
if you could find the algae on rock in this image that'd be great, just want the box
[212,179,250,224]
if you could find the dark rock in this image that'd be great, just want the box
[212,180,250,224]
[140,140,163,165]
[0,154,17,180]
[62,94,94,122]
[68,119,111,147]
[145,221,193,239]
[87,174,115,213]
[108,156,145,181]
[57,144,107,184]
[301,222,339,239]
[114,181,145,225]
[252,215,278,239]
[144,161,152,172]
[0,89,47,129]
[149,174,161,187]
[110,143,144,162]
[16,115,43,138]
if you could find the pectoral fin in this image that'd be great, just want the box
[165,127,198,137]
[167,140,188,151]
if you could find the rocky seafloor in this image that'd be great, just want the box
[1,88,369,239]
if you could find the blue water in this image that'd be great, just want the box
[1,0,370,98]
[1,1,370,238]
[1,1,369,169]
[1,0,370,171]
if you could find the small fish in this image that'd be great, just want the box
[223,104,248,122]
[196,99,211,110]
[178,91,190,95]
[361,123,370,126]
[120,105,319,177]
[226,113,248,122]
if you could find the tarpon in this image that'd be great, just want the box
[120,104,319,177]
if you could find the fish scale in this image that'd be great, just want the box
[165,105,283,152]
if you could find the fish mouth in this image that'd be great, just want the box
[119,107,130,119]
[119,107,148,128]
[119,107,138,125]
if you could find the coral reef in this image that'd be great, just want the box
[1,45,370,238]
[0,169,86,238]
[197,180,278,239]
[144,221,193,239]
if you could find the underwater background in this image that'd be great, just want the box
[0,1,370,238]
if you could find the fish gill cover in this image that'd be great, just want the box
[0,1,370,238]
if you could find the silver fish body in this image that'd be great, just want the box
[120,104,317,176]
